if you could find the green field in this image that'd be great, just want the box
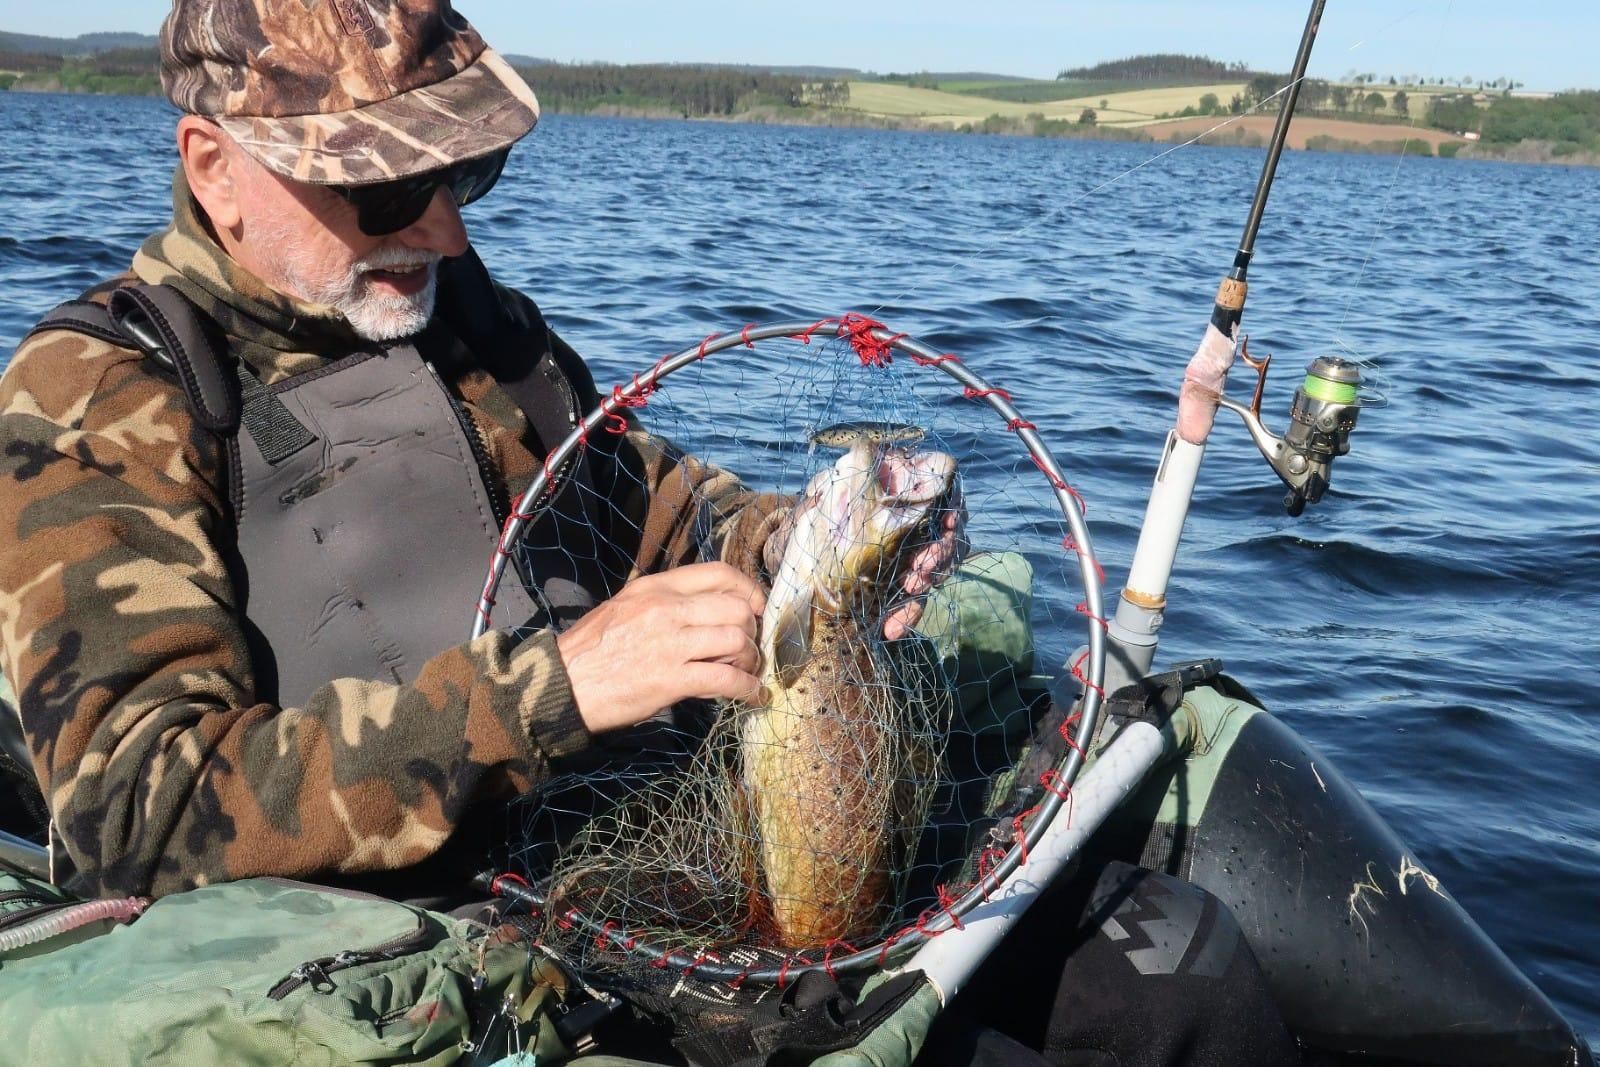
[844,80,1250,127]
[843,79,1501,130]
[947,78,1204,103]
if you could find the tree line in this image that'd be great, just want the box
[0,49,852,116]
[1475,91,1600,152]
[0,47,161,94]
[1163,72,1598,156]
[510,62,849,116]
[1059,54,1252,83]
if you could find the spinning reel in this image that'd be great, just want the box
[1217,340,1364,516]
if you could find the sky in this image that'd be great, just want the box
[9,1,1597,92]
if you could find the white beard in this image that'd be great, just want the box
[328,247,438,340]
[258,223,442,342]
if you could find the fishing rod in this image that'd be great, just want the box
[1212,0,1327,339]
[1103,0,1364,696]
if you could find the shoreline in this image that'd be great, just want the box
[566,102,1600,167]
[5,84,1595,168]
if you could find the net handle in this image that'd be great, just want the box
[471,318,1107,984]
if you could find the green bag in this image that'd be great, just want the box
[0,877,567,1066]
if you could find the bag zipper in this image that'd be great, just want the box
[422,357,511,529]
[0,898,73,933]
[266,921,435,1000]
[0,890,61,906]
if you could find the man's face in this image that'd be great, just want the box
[226,140,470,342]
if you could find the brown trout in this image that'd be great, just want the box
[739,422,956,947]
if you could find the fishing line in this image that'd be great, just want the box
[866,79,1317,320]
[862,0,1455,394]
[1334,0,1458,328]
[1323,0,1459,408]
[1343,1,1437,57]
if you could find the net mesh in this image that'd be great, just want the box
[491,318,1093,993]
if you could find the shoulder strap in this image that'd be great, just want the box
[27,285,315,466]
[105,286,240,435]
[27,300,131,349]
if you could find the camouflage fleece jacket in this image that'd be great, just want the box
[0,174,780,899]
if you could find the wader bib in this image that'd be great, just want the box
[20,250,619,709]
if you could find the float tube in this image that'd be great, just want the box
[1084,669,1593,1066]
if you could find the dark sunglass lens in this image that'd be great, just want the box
[452,149,509,207]
[343,149,509,236]
[354,181,435,237]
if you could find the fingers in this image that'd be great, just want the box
[885,502,967,639]
[646,560,766,614]
[902,537,953,597]
[680,623,761,676]
[680,660,768,705]
[881,600,925,642]
[672,590,762,640]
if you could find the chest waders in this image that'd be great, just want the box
[19,250,622,708]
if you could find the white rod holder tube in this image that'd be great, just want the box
[1125,432,1206,600]
[907,721,1172,1003]
[1098,433,1208,693]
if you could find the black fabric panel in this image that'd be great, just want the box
[23,301,128,349]
[927,859,1300,1067]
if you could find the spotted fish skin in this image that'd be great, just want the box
[740,616,890,945]
[808,421,925,449]
[739,432,955,947]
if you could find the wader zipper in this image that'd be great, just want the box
[422,358,510,529]
[266,922,434,1000]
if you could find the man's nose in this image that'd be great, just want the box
[400,186,469,257]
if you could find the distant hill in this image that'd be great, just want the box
[692,63,863,79]
[511,57,865,80]
[0,30,158,55]
[915,71,1025,83]
[1060,54,1252,83]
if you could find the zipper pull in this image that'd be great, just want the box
[291,959,336,993]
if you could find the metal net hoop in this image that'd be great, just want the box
[470,313,1107,985]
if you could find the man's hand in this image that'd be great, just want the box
[882,494,968,641]
[555,562,768,734]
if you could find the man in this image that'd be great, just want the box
[0,0,939,902]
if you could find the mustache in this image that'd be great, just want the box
[353,247,443,275]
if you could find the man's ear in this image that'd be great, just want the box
[177,116,242,232]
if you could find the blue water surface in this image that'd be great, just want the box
[1,92,1597,1046]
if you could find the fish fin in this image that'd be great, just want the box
[771,603,812,687]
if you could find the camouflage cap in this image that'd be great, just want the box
[159,0,539,185]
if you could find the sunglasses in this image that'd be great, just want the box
[330,148,510,236]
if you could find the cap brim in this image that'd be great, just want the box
[217,48,539,186]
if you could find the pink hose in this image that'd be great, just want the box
[0,896,149,954]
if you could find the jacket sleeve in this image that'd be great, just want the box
[0,329,592,898]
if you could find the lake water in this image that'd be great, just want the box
[1,92,1597,1047]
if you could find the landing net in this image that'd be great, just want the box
[474,316,1105,994]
